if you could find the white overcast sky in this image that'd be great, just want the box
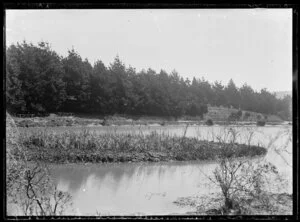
[6,9,292,92]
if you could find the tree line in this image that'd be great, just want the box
[6,41,292,120]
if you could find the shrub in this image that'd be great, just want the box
[244,112,251,120]
[101,119,109,126]
[205,119,214,126]
[229,110,242,121]
[212,157,280,214]
[237,110,242,119]
[208,125,287,215]
[186,103,208,118]
[6,112,72,216]
[257,120,266,126]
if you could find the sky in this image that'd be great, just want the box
[6,9,292,92]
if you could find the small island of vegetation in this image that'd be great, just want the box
[20,129,267,164]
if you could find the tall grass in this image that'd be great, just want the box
[19,129,267,164]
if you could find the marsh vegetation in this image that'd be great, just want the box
[19,128,266,164]
[7,113,292,216]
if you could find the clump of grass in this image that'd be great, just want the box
[257,120,266,126]
[160,121,166,126]
[19,130,267,164]
[206,119,214,126]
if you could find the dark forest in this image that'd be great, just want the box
[6,41,291,120]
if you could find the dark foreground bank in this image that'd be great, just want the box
[174,192,292,215]
[18,130,267,164]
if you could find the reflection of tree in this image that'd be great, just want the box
[105,165,134,193]
[51,166,92,193]
[52,163,140,195]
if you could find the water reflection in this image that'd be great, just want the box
[50,161,218,215]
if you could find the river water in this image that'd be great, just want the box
[42,124,292,216]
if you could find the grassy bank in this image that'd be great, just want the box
[19,130,267,164]
[174,192,292,215]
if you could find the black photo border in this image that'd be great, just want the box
[2,1,299,221]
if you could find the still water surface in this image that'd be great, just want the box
[44,125,293,215]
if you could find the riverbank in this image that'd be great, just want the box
[19,130,267,164]
[12,114,287,128]
[174,192,293,215]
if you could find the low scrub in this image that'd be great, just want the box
[6,112,72,216]
[19,130,267,164]
[228,110,243,121]
[257,120,266,126]
[205,119,214,126]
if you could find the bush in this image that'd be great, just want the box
[101,118,109,126]
[160,121,166,126]
[6,112,72,216]
[212,157,280,214]
[228,110,242,121]
[237,110,242,119]
[244,112,251,120]
[206,119,214,126]
[257,120,266,126]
